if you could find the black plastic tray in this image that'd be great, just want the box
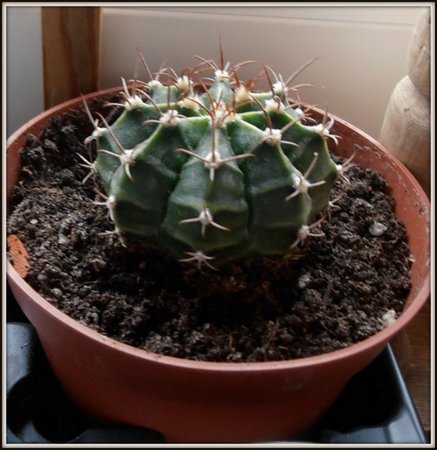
[6,289,429,444]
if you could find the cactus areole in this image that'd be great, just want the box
[84,56,343,268]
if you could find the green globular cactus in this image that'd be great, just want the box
[83,55,343,269]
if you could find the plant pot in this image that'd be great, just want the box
[7,88,430,443]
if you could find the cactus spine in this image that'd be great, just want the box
[84,54,341,268]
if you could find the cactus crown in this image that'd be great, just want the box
[83,51,342,269]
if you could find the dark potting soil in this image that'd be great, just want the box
[7,99,412,362]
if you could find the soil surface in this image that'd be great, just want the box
[7,99,412,362]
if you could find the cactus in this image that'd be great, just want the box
[83,53,343,268]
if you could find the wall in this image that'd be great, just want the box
[99,6,425,139]
[6,7,44,137]
[6,5,426,138]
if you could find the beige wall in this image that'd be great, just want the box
[100,6,425,139]
[6,5,427,139]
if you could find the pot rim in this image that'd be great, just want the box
[6,87,431,373]
[6,87,126,148]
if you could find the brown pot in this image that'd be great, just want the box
[7,88,430,443]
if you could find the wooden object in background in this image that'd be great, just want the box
[379,8,430,197]
[379,75,430,194]
[41,7,101,108]
[407,9,430,97]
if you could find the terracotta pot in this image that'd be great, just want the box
[7,88,430,443]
